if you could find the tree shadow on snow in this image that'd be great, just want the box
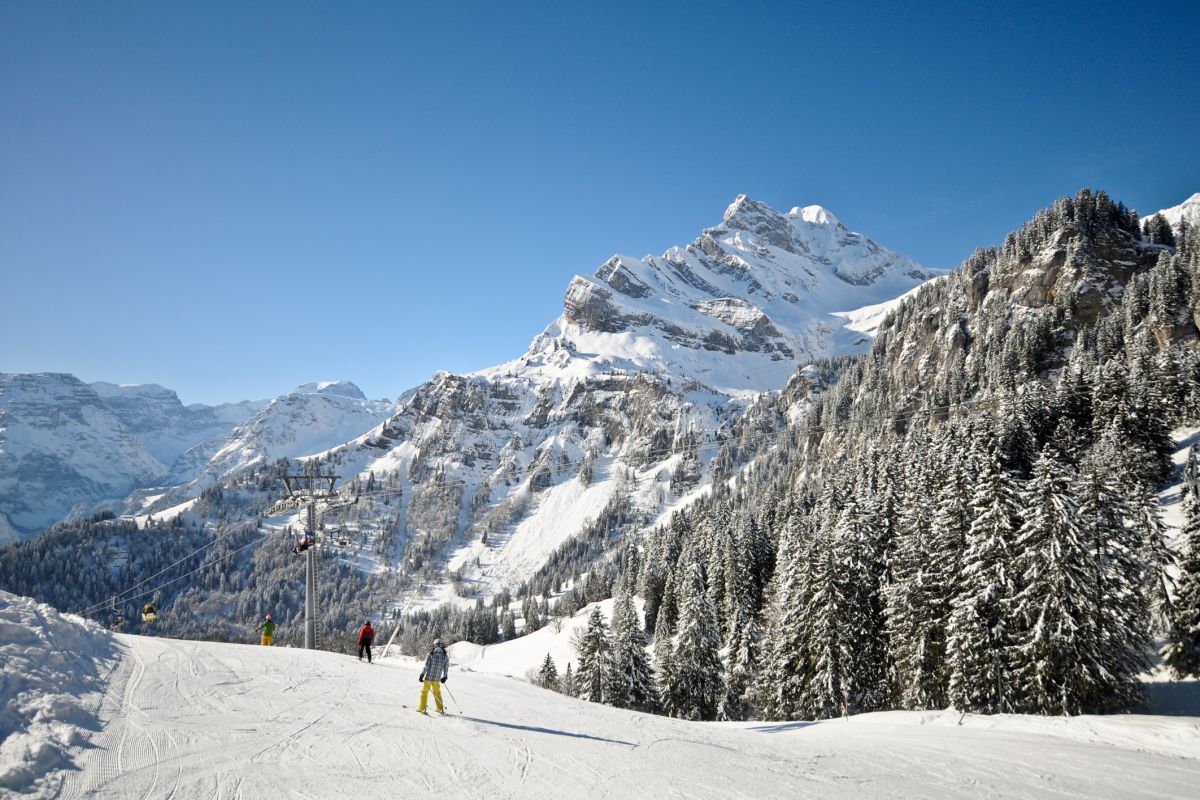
[458,716,636,747]
[746,720,819,733]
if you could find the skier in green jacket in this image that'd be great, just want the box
[257,613,276,646]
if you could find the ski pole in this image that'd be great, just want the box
[443,682,462,714]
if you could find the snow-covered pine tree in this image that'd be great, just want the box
[947,447,1018,713]
[573,606,612,704]
[811,488,887,717]
[538,653,559,691]
[719,607,760,721]
[560,662,577,697]
[1075,454,1150,711]
[757,509,815,720]
[654,633,681,717]
[522,596,543,632]
[1127,477,1175,635]
[1165,489,1200,677]
[723,517,757,648]
[1009,444,1101,715]
[886,430,950,709]
[609,590,657,711]
[669,560,724,720]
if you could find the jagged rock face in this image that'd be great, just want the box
[557,195,941,393]
[858,191,1172,406]
[990,224,1157,327]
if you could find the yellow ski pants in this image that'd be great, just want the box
[261,635,273,646]
[417,680,444,713]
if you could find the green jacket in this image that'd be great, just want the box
[258,619,276,636]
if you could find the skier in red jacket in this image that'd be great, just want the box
[357,621,375,663]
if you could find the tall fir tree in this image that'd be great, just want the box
[1075,456,1151,711]
[610,590,657,711]
[720,608,760,720]
[573,606,612,704]
[947,448,1018,713]
[758,510,815,720]
[537,653,559,691]
[1009,445,1102,714]
[669,560,724,720]
[1165,491,1200,677]
[886,442,949,709]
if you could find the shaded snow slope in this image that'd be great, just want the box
[0,591,119,796]
[0,374,168,542]
[10,611,1193,799]
[125,381,395,514]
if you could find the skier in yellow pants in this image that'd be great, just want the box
[257,613,275,646]
[416,637,449,714]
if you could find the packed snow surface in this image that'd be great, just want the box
[3,593,1198,799]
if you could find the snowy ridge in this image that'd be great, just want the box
[0,375,393,539]
[1149,192,1200,231]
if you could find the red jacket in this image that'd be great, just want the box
[358,624,375,645]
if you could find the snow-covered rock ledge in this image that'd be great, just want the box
[0,591,119,797]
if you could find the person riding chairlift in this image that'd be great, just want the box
[291,534,314,555]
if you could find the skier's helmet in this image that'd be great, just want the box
[266,613,272,619]
[433,637,442,646]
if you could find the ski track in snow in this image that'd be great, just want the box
[42,633,1200,799]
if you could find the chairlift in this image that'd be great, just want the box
[291,534,315,555]
[141,603,157,623]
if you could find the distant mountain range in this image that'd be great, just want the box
[0,376,392,543]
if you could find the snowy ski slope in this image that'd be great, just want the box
[4,592,1198,800]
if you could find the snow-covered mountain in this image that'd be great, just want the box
[520,194,943,394]
[303,196,940,605]
[3,195,939,608]
[1148,192,1200,231]
[88,381,264,467]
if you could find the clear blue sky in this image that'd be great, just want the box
[2,1,1197,405]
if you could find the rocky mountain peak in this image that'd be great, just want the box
[718,194,793,250]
